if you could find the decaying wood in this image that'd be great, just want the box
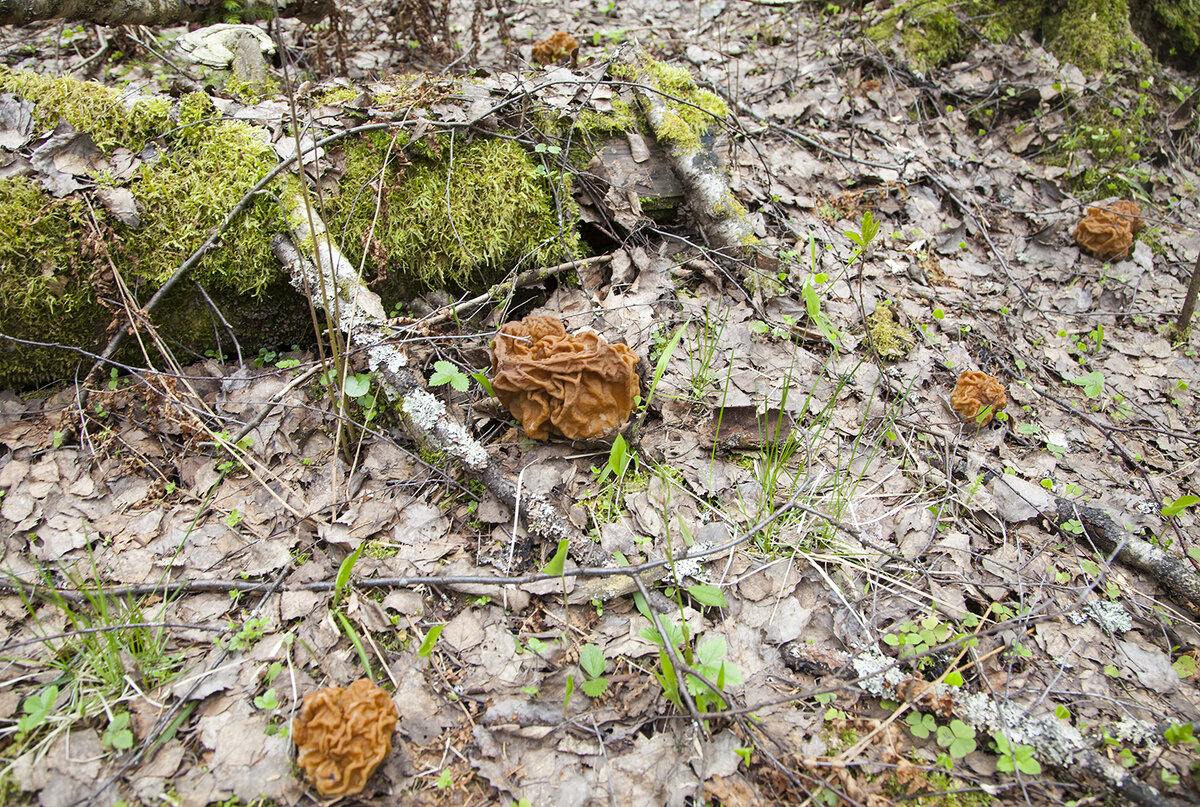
[1053,496,1200,614]
[0,0,328,25]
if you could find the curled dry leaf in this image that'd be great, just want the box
[292,678,398,797]
[491,315,639,441]
[951,371,1007,425]
[1072,200,1144,261]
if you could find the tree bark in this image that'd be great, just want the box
[0,0,329,26]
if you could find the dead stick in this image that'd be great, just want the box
[1172,246,1200,341]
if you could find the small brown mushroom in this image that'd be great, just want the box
[532,32,579,67]
[951,371,1007,425]
[292,678,398,797]
[491,314,639,441]
[1072,200,1144,261]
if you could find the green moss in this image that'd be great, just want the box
[865,302,914,361]
[0,67,170,152]
[0,71,308,388]
[125,121,283,293]
[575,95,640,138]
[865,0,1142,74]
[1044,0,1136,73]
[866,0,967,71]
[617,58,728,153]
[322,133,582,299]
[311,86,359,107]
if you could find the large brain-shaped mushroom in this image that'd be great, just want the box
[951,371,1007,425]
[1072,200,1144,261]
[292,678,398,797]
[491,315,640,441]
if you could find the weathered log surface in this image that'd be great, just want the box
[0,0,329,25]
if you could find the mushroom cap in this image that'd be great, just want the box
[1072,200,1143,261]
[491,315,640,441]
[292,678,398,797]
[951,370,1007,426]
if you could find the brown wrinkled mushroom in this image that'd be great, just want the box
[1072,200,1144,261]
[532,32,579,67]
[951,371,1007,425]
[491,315,639,441]
[293,678,398,797]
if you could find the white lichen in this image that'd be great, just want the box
[852,648,908,698]
[958,692,1085,766]
[402,390,444,432]
[437,418,489,470]
[672,541,713,582]
[1068,599,1133,633]
[1112,717,1160,747]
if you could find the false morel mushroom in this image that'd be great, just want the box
[1072,200,1144,261]
[293,678,398,797]
[491,314,639,441]
[951,371,1007,425]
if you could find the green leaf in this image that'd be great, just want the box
[333,543,365,607]
[436,769,453,788]
[418,624,444,658]
[943,671,963,687]
[344,372,371,398]
[1068,371,1105,398]
[1162,495,1200,517]
[430,360,468,391]
[696,636,727,666]
[470,371,494,397]
[686,584,727,608]
[1014,745,1042,775]
[564,673,575,712]
[581,677,609,697]
[1172,655,1196,678]
[906,712,935,739]
[580,644,606,678]
[540,539,570,576]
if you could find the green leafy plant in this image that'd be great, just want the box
[253,688,279,711]
[101,711,134,751]
[430,360,469,392]
[906,711,936,739]
[936,719,977,758]
[579,644,610,697]
[994,733,1041,775]
[229,616,268,651]
[1068,370,1105,398]
[1162,495,1199,518]
[418,624,444,658]
[16,684,59,738]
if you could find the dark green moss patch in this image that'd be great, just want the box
[322,132,583,300]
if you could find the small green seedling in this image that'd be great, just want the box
[936,719,977,758]
[995,733,1041,775]
[101,712,134,751]
[579,644,610,697]
[17,685,58,736]
[430,360,469,392]
[418,624,444,658]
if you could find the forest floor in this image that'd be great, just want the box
[2,1,1200,806]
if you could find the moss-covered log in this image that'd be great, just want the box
[866,0,1200,74]
[0,0,329,26]
[0,53,741,390]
